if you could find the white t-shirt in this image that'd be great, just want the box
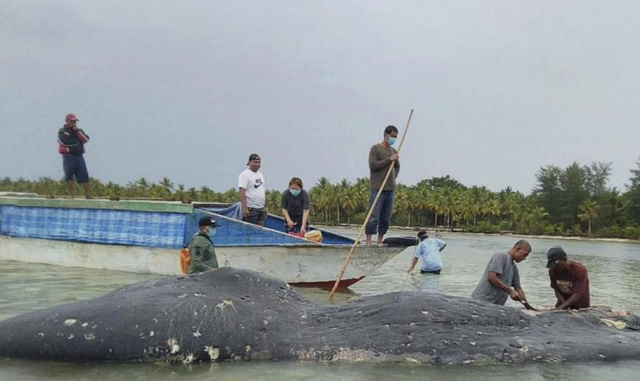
[238,168,266,208]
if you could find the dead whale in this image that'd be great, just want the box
[0,268,639,364]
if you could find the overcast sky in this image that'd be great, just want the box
[1,0,639,194]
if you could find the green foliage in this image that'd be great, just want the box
[467,221,500,234]
[570,224,584,237]
[626,158,640,225]
[2,157,640,240]
[623,225,640,240]
[542,223,561,236]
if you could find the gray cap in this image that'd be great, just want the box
[546,246,567,268]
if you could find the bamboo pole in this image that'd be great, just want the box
[329,109,414,300]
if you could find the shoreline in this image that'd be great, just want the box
[314,223,640,244]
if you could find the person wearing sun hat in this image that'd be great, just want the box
[547,246,590,310]
[187,216,221,273]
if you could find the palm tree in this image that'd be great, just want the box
[175,183,186,202]
[407,187,424,227]
[312,177,333,223]
[187,187,198,202]
[266,190,282,216]
[394,186,410,226]
[199,186,214,201]
[458,190,474,226]
[443,188,462,228]
[136,177,150,197]
[522,207,549,235]
[222,188,238,203]
[332,180,351,225]
[578,200,600,236]
[341,185,360,224]
[429,188,445,227]
[467,186,486,225]
[503,192,525,229]
[484,197,501,223]
[105,181,122,200]
[159,177,174,199]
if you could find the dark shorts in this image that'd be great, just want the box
[420,269,441,275]
[63,155,89,183]
[245,207,267,224]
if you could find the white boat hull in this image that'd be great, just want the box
[0,236,404,287]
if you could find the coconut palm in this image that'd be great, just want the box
[522,207,549,235]
[136,177,151,197]
[467,186,487,225]
[159,177,174,199]
[428,188,446,227]
[187,187,198,202]
[199,186,214,201]
[341,184,360,224]
[483,197,502,223]
[578,200,600,236]
[266,191,282,216]
[394,186,410,226]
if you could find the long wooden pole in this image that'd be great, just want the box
[329,109,414,300]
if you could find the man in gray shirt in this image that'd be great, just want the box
[471,240,531,305]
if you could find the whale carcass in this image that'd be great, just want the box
[0,268,639,363]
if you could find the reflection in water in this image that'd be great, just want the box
[1,358,640,381]
[0,261,159,320]
[1,231,640,380]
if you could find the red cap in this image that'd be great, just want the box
[65,113,79,121]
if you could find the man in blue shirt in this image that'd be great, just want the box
[407,230,447,275]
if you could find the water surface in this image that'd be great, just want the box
[1,230,640,380]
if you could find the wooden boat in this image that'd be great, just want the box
[0,197,410,288]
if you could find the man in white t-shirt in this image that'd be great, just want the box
[238,153,267,226]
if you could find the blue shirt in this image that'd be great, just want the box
[414,238,446,272]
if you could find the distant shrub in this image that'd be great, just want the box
[570,224,583,237]
[623,225,640,240]
[498,220,511,231]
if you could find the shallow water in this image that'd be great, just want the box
[1,230,640,380]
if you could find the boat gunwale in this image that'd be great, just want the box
[197,207,359,246]
[0,197,193,214]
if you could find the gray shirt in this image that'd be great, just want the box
[471,251,520,305]
[369,144,400,191]
[280,189,310,220]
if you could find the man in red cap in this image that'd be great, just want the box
[57,114,91,199]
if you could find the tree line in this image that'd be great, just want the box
[2,158,640,239]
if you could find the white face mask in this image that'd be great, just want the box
[387,136,397,146]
